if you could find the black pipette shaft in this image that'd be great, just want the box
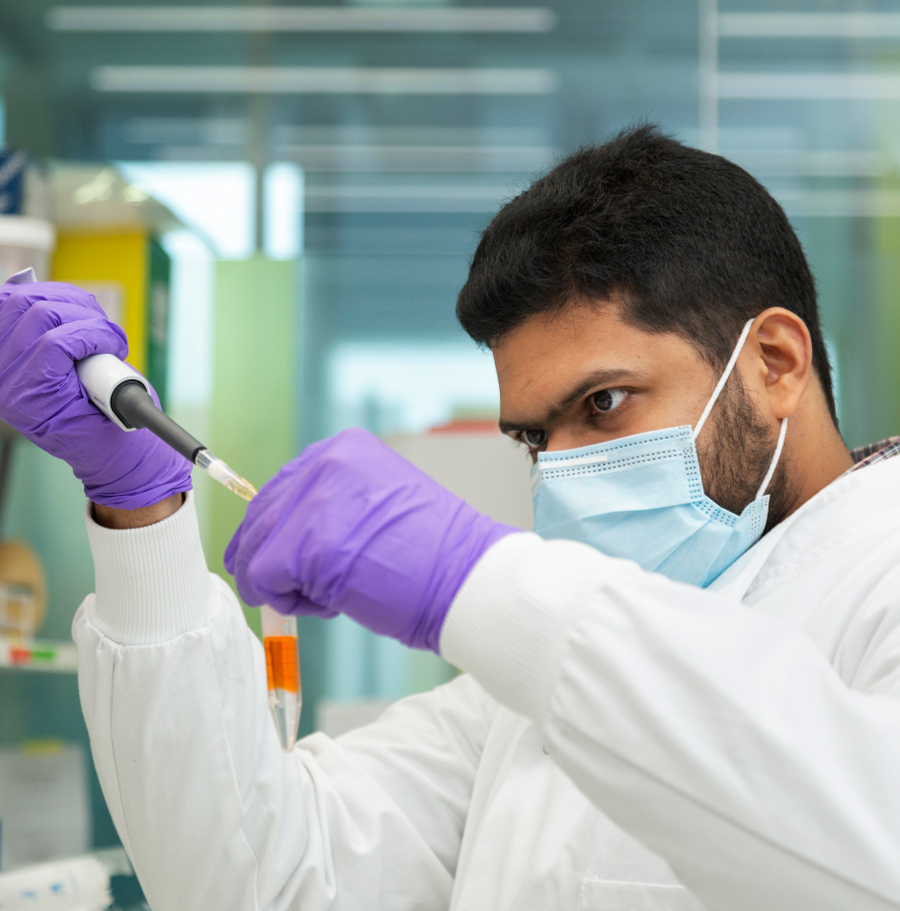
[110,381,206,463]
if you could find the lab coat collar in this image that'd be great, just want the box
[708,454,900,604]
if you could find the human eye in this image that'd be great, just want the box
[519,428,548,452]
[589,388,628,415]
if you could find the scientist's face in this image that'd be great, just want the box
[494,298,784,520]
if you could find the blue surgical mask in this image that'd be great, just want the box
[530,320,787,588]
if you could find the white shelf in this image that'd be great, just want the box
[0,638,77,673]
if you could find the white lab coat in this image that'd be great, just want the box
[74,455,900,911]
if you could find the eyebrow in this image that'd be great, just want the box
[498,368,643,434]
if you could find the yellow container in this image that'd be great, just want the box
[51,231,170,405]
[51,231,148,372]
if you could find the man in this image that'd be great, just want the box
[2,126,900,911]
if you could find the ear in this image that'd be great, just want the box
[746,308,812,420]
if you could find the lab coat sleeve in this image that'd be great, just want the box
[440,533,900,911]
[74,492,497,911]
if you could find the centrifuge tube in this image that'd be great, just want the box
[261,606,302,753]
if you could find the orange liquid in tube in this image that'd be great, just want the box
[264,635,301,694]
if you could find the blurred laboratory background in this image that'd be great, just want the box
[1,0,900,898]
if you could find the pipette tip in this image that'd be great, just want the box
[224,472,259,503]
[194,449,258,502]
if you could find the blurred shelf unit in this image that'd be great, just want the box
[50,164,183,408]
[51,164,180,236]
[0,160,182,402]
[0,638,78,673]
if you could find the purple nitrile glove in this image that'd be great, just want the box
[0,280,192,509]
[224,427,517,653]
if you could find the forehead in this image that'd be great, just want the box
[492,301,708,409]
[494,300,641,369]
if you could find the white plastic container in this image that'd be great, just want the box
[0,216,56,283]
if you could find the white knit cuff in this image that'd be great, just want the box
[84,490,214,645]
[439,533,602,724]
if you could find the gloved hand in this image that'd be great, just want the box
[224,428,517,653]
[0,280,192,509]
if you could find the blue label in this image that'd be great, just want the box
[0,149,28,214]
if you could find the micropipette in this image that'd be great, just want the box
[6,268,302,752]
[75,353,260,501]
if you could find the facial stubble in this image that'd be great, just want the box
[698,372,791,535]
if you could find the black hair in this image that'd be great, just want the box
[456,124,837,424]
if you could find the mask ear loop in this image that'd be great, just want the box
[692,319,755,441]
[755,417,788,500]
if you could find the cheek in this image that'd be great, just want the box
[644,373,718,430]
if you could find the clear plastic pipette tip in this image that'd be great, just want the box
[194,449,258,502]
